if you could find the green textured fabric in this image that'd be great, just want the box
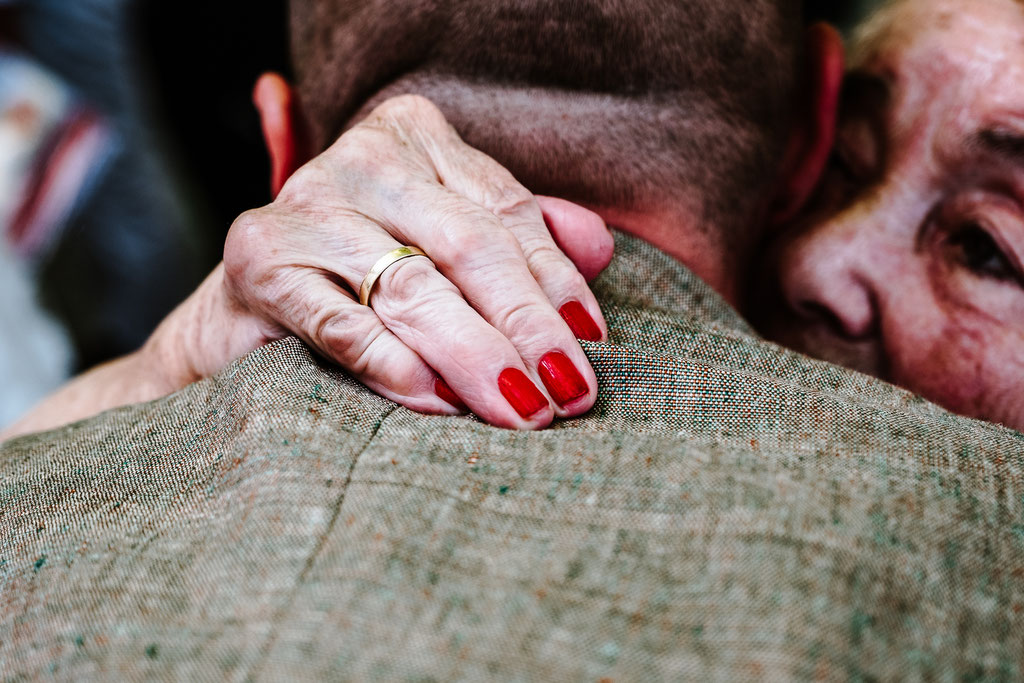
[3,232,1024,681]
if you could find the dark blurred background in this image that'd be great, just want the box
[136,0,290,268]
[806,0,875,28]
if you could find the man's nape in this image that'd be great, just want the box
[285,0,806,301]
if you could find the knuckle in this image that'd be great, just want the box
[224,210,271,279]
[364,352,431,400]
[223,209,312,308]
[312,307,381,374]
[275,162,329,206]
[482,181,536,219]
[521,238,567,269]
[375,94,445,128]
[491,298,559,342]
[227,208,268,245]
[372,260,447,318]
[437,210,519,268]
[364,94,449,147]
[563,269,590,298]
[523,240,588,291]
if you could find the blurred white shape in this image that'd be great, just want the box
[0,49,111,263]
[0,238,72,429]
[0,49,101,429]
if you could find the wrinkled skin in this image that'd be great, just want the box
[751,0,1024,430]
[222,95,610,430]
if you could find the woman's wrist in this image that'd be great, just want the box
[0,265,279,443]
[140,263,281,394]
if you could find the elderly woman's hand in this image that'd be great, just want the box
[171,95,613,430]
[1,95,612,441]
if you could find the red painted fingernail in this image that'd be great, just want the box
[538,351,589,407]
[498,368,549,419]
[435,377,467,411]
[559,301,602,341]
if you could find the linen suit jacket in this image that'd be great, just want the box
[3,233,1024,680]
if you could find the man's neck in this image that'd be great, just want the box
[591,205,745,309]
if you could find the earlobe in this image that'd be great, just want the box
[252,72,312,197]
[771,22,844,226]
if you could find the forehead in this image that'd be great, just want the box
[858,0,1024,107]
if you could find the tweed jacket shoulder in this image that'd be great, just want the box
[3,233,1024,681]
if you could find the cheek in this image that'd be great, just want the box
[890,315,988,414]
[890,311,1024,426]
[894,254,1024,424]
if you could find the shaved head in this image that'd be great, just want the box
[289,0,803,250]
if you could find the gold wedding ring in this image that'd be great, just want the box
[359,246,430,306]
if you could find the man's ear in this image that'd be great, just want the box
[770,23,844,225]
[253,72,313,198]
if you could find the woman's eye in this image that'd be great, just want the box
[946,223,1019,282]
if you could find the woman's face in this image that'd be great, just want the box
[751,0,1024,429]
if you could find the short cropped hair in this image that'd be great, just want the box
[289,0,803,247]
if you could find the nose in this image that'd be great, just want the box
[776,216,879,340]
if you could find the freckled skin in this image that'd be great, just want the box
[749,0,1024,430]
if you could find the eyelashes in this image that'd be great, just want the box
[943,221,1023,285]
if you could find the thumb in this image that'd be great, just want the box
[535,196,615,282]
